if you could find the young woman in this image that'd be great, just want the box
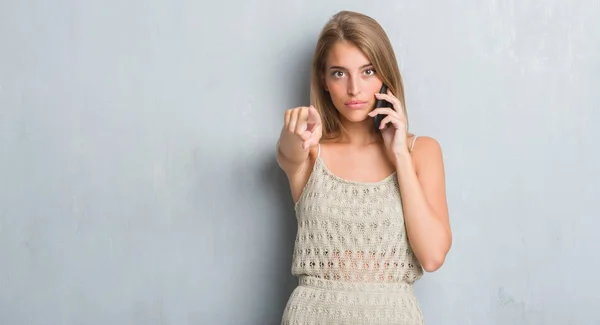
[277,11,452,324]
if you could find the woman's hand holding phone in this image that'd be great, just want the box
[368,86,409,163]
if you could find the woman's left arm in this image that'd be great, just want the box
[369,91,452,272]
[394,136,451,272]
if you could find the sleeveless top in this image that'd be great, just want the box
[291,138,423,287]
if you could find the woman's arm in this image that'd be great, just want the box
[276,105,323,203]
[394,136,451,272]
[367,91,451,271]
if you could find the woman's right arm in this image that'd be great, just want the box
[276,105,322,202]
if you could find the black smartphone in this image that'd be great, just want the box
[372,84,393,131]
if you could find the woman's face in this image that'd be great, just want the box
[323,41,383,124]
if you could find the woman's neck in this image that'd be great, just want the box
[337,119,380,145]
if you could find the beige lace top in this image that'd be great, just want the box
[291,144,423,286]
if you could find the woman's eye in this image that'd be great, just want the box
[365,69,375,75]
[333,71,344,78]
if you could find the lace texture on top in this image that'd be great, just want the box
[292,156,423,285]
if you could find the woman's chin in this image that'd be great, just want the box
[340,112,371,123]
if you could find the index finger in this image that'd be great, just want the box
[307,105,322,125]
[295,106,309,133]
[376,92,404,112]
[369,107,398,117]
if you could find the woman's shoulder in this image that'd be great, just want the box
[411,135,442,152]
[410,135,444,173]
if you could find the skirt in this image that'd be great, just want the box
[281,276,425,325]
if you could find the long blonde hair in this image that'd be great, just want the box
[310,11,408,140]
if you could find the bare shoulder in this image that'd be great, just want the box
[410,136,444,174]
[412,135,443,155]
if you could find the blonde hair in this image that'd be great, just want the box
[310,10,408,140]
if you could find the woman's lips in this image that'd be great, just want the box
[345,100,367,109]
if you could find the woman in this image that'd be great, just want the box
[277,10,452,324]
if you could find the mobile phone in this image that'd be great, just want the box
[372,84,393,131]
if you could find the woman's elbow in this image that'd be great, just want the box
[421,242,451,272]
[421,255,446,272]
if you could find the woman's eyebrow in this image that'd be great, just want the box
[328,63,374,70]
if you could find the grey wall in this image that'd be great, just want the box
[1,0,599,324]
